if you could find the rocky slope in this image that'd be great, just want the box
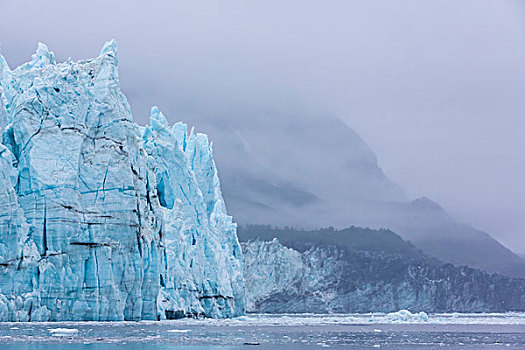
[241,227,525,313]
[0,42,244,321]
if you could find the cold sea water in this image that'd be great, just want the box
[0,313,523,349]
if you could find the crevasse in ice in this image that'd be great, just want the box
[0,41,245,321]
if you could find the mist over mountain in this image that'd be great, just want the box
[177,110,525,278]
[185,111,404,214]
[1,0,523,278]
[1,0,524,256]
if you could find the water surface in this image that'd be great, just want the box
[0,313,523,349]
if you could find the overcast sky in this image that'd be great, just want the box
[1,0,524,252]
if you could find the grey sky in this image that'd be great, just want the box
[1,0,524,252]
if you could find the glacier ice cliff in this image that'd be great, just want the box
[243,238,525,313]
[0,41,245,321]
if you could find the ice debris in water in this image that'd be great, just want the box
[48,328,79,334]
[384,310,429,322]
[0,41,245,321]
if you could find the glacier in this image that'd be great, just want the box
[243,239,525,313]
[0,41,245,321]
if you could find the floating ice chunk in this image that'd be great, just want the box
[48,328,79,334]
[386,310,429,322]
[167,329,190,333]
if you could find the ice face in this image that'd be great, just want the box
[0,41,245,321]
[243,239,525,313]
[144,107,244,319]
[243,239,343,313]
[242,238,308,312]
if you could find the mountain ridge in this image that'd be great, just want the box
[180,111,525,278]
[242,231,525,313]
